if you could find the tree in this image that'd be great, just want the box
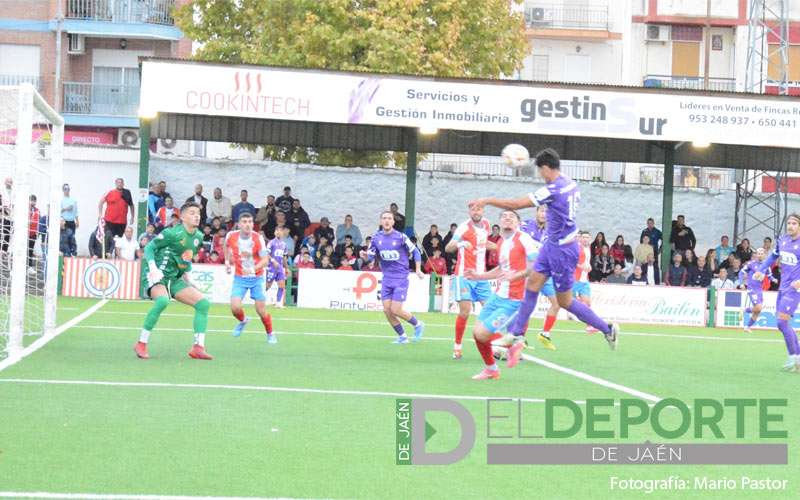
[175,0,529,167]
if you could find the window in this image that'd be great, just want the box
[531,55,549,81]
[671,25,703,42]
[0,44,41,89]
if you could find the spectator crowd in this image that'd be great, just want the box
[49,178,780,294]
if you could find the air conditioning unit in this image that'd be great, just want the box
[156,138,193,155]
[67,34,85,54]
[117,128,140,147]
[645,25,670,42]
[526,6,552,25]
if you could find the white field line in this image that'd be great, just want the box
[89,310,782,344]
[2,325,663,404]
[0,493,314,500]
[0,377,560,405]
[0,300,108,373]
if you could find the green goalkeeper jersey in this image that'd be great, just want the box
[144,224,203,279]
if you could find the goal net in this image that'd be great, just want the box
[0,84,63,364]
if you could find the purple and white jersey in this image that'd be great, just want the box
[520,219,546,257]
[266,238,287,269]
[367,230,419,282]
[769,234,800,292]
[740,260,770,290]
[528,174,579,245]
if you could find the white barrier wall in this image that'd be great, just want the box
[296,268,430,313]
[714,288,798,330]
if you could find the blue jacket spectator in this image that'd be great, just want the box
[231,189,256,222]
[640,218,662,261]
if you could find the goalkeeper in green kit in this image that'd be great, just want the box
[134,202,213,360]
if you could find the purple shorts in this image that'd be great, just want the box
[533,241,579,293]
[266,265,286,282]
[776,288,800,316]
[747,289,764,306]
[380,278,409,302]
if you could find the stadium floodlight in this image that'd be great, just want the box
[419,126,438,135]
[138,107,158,119]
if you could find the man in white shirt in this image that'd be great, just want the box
[207,187,232,226]
[711,268,735,290]
[114,226,139,261]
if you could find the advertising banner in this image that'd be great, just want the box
[141,60,800,148]
[296,268,430,312]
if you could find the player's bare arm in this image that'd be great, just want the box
[468,196,534,211]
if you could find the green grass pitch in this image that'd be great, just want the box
[0,297,797,499]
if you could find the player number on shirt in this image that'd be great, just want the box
[568,192,580,220]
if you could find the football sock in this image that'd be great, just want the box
[276,287,285,303]
[474,334,496,366]
[455,316,468,345]
[139,329,151,343]
[233,309,245,322]
[261,314,273,334]
[543,315,557,333]
[393,323,405,336]
[193,298,210,337]
[407,316,419,326]
[510,289,539,336]
[143,295,169,332]
[566,300,611,334]
[776,319,799,355]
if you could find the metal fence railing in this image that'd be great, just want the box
[643,75,737,93]
[62,82,140,116]
[66,0,175,25]
[0,74,42,90]
[524,2,609,30]
[638,166,736,190]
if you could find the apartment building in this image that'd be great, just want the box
[0,0,191,147]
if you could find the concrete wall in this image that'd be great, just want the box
[56,148,797,257]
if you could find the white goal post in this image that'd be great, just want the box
[0,84,64,363]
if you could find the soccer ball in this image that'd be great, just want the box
[501,143,530,168]
[491,334,515,360]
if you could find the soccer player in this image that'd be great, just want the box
[519,205,559,350]
[444,204,496,359]
[574,230,596,333]
[134,202,212,360]
[360,211,425,344]
[754,215,800,371]
[465,210,537,380]
[469,148,619,367]
[265,226,289,309]
[739,247,773,333]
[225,213,275,343]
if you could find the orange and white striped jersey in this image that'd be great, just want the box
[495,230,538,300]
[574,245,591,283]
[452,218,491,276]
[225,230,268,277]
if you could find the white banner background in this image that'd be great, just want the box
[297,268,430,312]
[141,60,800,148]
[188,264,279,305]
[713,288,797,330]
[439,278,707,327]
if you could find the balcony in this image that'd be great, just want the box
[643,75,737,93]
[63,0,182,40]
[0,74,42,90]
[524,2,609,31]
[66,0,175,25]
[63,82,139,116]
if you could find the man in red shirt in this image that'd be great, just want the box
[423,248,447,275]
[98,178,133,238]
[28,195,40,273]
